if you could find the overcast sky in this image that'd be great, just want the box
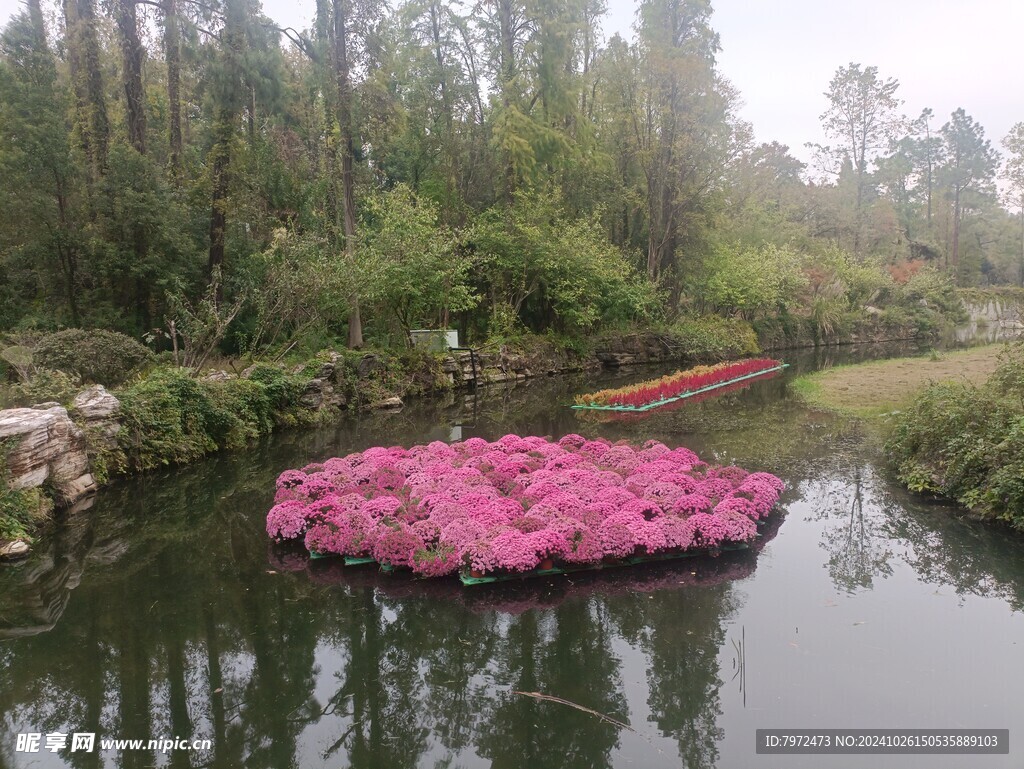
[2,0,1021,167]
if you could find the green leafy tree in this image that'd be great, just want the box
[470,187,654,332]
[0,8,85,324]
[1002,122,1024,285]
[811,63,904,256]
[939,108,998,281]
[359,185,477,337]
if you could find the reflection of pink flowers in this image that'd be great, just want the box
[265,435,785,577]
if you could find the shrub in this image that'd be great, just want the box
[116,368,219,470]
[669,315,760,359]
[115,362,334,472]
[7,368,81,407]
[886,342,1024,528]
[35,328,153,386]
[245,363,306,410]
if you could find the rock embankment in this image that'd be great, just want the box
[0,386,125,560]
[0,405,96,506]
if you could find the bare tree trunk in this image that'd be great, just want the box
[207,0,243,285]
[64,0,109,185]
[208,122,231,278]
[116,0,146,153]
[164,0,182,177]
[332,0,362,347]
[497,0,516,204]
[951,190,961,282]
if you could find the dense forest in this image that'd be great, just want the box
[1,0,1023,355]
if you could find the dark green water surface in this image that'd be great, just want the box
[2,341,1023,769]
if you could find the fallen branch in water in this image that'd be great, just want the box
[512,691,635,732]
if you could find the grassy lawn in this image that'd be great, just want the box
[791,345,1005,418]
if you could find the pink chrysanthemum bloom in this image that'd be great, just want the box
[690,512,730,547]
[522,480,564,504]
[622,497,664,521]
[544,453,585,471]
[633,519,668,553]
[658,515,696,549]
[740,472,785,494]
[372,524,423,568]
[714,508,757,542]
[634,459,683,477]
[509,514,549,533]
[714,495,760,522]
[638,442,671,460]
[467,500,519,528]
[273,487,299,503]
[557,433,587,449]
[527,528,571,559]
[412,545,459,577]
[304,509,376,556]
[563,527,604,564]
[266,500,310,540]
[294,473,338,501]
[411,519,442,546]
[624,475,658,496]
[642,481,685,506]
[597,518,635,558]
[732,483,778,517]
[362,495,405,520]
[597,487,639,507]
[460,437,491,455]
[668,446,701,466]
[698,478,734,502]
[440,518,486,556]
[711,465,749,486]
[579,440,611,460]
[490,529,540,572]
[662,471,699,489]
[670,493,713,516]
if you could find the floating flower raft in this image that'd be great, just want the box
[573,358,787,412]
[266,435,784,584]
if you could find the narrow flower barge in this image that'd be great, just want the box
[266,435,785,585]
[573,358,788,412]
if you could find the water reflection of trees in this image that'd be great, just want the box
[790,442,1024,605]
[803,466,895,592]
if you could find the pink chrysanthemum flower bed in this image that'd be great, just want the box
[266,435,784,580]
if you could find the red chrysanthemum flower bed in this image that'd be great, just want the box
[575,358,783,409]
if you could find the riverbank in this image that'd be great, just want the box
[885,342,1024,529]
[790,345,1004,418]
[0,316,938,557]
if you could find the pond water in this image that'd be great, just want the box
[2,339,1023,769]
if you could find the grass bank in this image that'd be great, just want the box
[791,345,1004,419]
